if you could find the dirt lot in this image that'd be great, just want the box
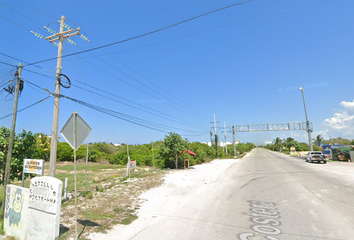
[56,163,166,240]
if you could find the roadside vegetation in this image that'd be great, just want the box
[264,135,354,158]
[0,126,255,239]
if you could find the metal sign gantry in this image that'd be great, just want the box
[232,122,313,132]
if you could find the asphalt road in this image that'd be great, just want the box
[92,148,354,240]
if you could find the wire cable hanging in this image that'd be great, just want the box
[25,0,254,66]
[0,95,52,120]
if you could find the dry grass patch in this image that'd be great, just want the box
[59,168,165,239]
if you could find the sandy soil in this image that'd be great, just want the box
[88,158,239,240]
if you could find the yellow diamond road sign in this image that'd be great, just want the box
[60,111,92,151]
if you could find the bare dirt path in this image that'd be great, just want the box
[89,159,239,240]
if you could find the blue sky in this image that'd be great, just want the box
[1,0,353,145]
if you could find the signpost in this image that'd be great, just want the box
[60,111,91,240]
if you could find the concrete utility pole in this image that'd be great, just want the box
[152,139,155,170]
[232,126,237,158]
[299,87,313,151]
[213,114,218,157]
[224,121,227,153]
[1,63,23,218]
[210,131,213,147]
[45,16,81,176]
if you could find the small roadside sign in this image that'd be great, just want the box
[130,160,136,168]
[22,159,44,187]
[23,159,44,175]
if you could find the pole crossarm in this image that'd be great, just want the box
[231,122,313,132]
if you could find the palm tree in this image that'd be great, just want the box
[313,135,324,146]
[273,137,282,151]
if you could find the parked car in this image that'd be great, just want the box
[305,151,327,164]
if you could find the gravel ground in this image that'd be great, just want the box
[88,158,239,240]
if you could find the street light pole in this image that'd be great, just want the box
[299,87,313,151]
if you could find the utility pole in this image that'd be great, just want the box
[300,87,313,151]
[34,16,83,176]
[1,63,23,218]
[152,139,155,170]
[210,131,213,147]
[232,125,237,158]
[212,114,218,158]
[224,121,227,153]
[126,138,130,179]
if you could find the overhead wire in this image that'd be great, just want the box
[0,52,55,77]
[72,49,210,121]
[0,1,47,34]
[25,78,208,134]
[60,93,210,136]
[4,0,332,130]
[0,15,32,32]
[0,95,52,120]
[101,50,211,120]
[0,52,209,131]
[71,82,207,131]
[24,0,57,21]
[64,42,119,143]
[86,43,210,120]
[25,0,254,66]
[0,60,16,68]
[25,78,207,134]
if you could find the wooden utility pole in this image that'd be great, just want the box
[44,16,81,176]
[1,63,23,218]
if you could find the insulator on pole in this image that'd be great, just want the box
[62,23,72,30]
[30,31,44,39]
[66,38,76,45]
[80,34,90,42]
[46,27,57,35]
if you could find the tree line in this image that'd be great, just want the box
[0,127,255,184]
[264,135,354,153]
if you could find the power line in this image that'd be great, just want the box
[0,15,31,32]
[60,93,205,133]
[1,54,208,131]
[0,95,52,120]
[0,52,55,75]
[0,1,46,34]
[25,79,207,133]
[25,0,254,66]
[69,51,210,121]
[72,78,207,130]
[0,60,16,68]
[71,82,206,131]
[24,0,57,20]
[92,46,210,120]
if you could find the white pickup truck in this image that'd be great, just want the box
[305,151,327,164]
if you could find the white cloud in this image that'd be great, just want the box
[340,99,354,114]
[323,100,354,137]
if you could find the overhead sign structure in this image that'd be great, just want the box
[60,111,92,150]
[232,122,313,132]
